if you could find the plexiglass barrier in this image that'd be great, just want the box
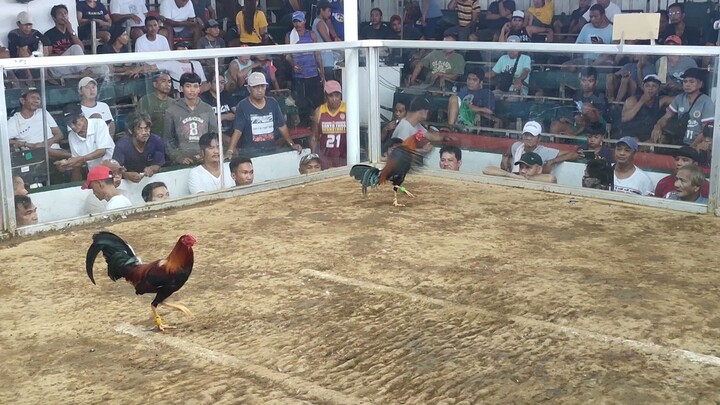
[0,39,718,234]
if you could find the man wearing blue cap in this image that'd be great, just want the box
[612,136,654,195]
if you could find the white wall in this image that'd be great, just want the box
[0,0,78,49]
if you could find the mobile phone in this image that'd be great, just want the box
[579,150,596,159]
[590,35,600,43]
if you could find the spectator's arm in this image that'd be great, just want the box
[77,11,90,27]
[544,149,582,173]
[651,109,676,143]
[227,129,242,155]
[315,19,332,42]
[66,148,108,167]
[288,0,301,11]
[483,166,524,178]
[621,96,642,122]
[278,125,301,153]
[500,144,513,171]
[448,0,457,10]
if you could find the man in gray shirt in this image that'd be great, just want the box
[391,97,445,155]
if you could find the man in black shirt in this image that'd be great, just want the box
[359,8,393,39]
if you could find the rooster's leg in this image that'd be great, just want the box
[151,305,176,331]
[161,302,193,317]
[392,187,405,207]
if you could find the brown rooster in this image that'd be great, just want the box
[350,130,426,206]
[86,231,196,331]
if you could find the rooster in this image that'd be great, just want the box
[350,130,426,206]
[86,231,196,331]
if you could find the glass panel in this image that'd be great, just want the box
[380,43,717,206]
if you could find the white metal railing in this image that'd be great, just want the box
[1,38,719,235]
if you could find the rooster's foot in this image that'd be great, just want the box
[162,302,193,317]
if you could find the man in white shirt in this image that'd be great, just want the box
[78,77,116,138]
[159,0,202,46]
[58,104,115,178]
[110,0,148,41]
[135,16,171,53]
[7,88,71,160]
[188,132,234,193]
[612,136,654,195]
[82,164,133,211]
[85,159,132,214]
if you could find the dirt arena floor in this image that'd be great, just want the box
[2,174,720,404]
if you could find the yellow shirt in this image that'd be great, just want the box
[236,10,268,44]
[528,0,554,26]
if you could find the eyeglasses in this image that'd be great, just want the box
[668,11,681,16]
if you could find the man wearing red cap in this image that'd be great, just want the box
[82,165,133,211]
[311,80,346,168]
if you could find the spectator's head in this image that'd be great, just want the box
[292,11,306,29]
[230,156,254,186]
[78,77,98,101]
[589,4,607,28]
[583,159,613,190]
[664,34,682,46]
[674,165,704,202]
[614,136,638,165]
[101,159,125,188]
[393,101,407,121]
[671,145,700,171]
[390,15,402,33]
[642,74,661,96]
[142,182,170,202]
[208,71,226,94]
[299,153,322,174]
[511,10,524,28]
[50,4,69,22]
[318,0,332,18]
[199,132,221,164]
[579,0,591,7]
[204,19,220,37]
[521,121,542,149]
[506,35,521,57]
[13,176,28,196]
[175,41,193,51]
[152,70,173,96]
[667,3,685,25]
[515,152,543,177]
[439,145,462,171]
[579,67,598,92]
[246,71,268,100]
[14,195,37,226]
[443,33,458,44]
[324,80,342,109]
[465,68,484,90]
[408,97,430,122]
[63,104,88,137]
[16,11,34,34]
[82,165,115,201]
[585,122,605,150]
[370,8,383,26]
[109,26,128,47]
[145,15,160,35]
[180,72,202,100]
[681,68,705,95]
[19,88,41,112]
[127,112,153,143]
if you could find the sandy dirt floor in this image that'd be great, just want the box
[1,174,720,404]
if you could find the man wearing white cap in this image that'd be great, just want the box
[484,35,531,96]
[500,121,558,173]
[227,72,302,156]
[8,12,49,84]
[78,77,116,138]
[499,11,530,42]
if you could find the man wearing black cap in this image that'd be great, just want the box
[619,74,673,142]
[198,19,225,49]
[59,103,116,180]
[652,67,715,145]
[654,145,709,199]
[483,151,557,183]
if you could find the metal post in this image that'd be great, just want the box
[345,0,360,164]
[214,56,227,188]
[366,46,381,163]
[709,55,720,215]
[39,62,51,187]
[0,67,16,233]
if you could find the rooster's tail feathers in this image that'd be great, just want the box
[350,164,381,195]
[86,231,140,284]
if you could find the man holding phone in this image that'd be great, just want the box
[564,4,613,71]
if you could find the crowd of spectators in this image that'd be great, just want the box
[3,0,719,228]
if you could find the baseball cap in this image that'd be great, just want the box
[643,74,661,85]
[515,152,543,167]
[292,11,305,21]
[21,87,40,98]
[616,136,639,151]
[664,35,682,45]
[512,10,525,19]
[78,76,97,90]
[681,67,706,81]
[246,71,268,87]
[17,11,33,25]
[324,80,342,94]
[506,35,521,43]
[204,19,219,29]
[81,165,114,189]
[522,120,542,136]
[671,145,700,162]
[63,103,84,124]
[300,153,321,166]
[101,159,126,172]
